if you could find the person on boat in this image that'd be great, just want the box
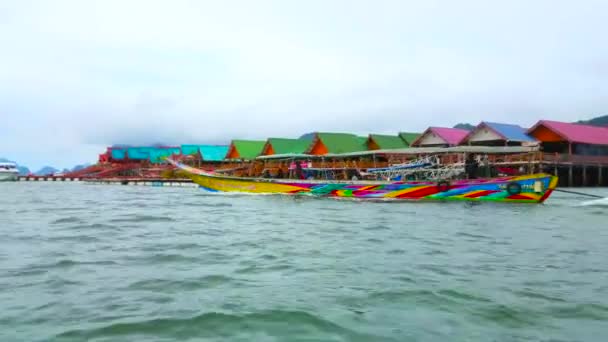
[276,168,284,179]
[479,154,492,178]
[465,153,479,179]
[295,162,304,179]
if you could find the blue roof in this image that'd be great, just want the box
[149,147,180,163]
[199,145,229,161]
[110,149,126,160]
[181,145,201,156]
[483,122,537,142]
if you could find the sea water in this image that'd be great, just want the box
[1,182,607,341]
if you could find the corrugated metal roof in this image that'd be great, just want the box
[199,145,229,161]
[528,120,608,145]
[228,140,265,160]
[127,147,151,160]
[398,132,421,145]
[181,145,201,156]
[110,149,126,160]
[466,122,537,143]
[369,134,408,149]
[308,132,369,154]
[265,138,311,155]
[149,147,180,163]
[181,145,229,161]
[411,127,468,146]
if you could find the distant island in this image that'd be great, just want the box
[577,114,608,127]
[453,123,476,131]
[0,158,91,176]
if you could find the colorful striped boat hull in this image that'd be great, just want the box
[170,161,558,203]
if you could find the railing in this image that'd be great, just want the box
[542,153,608,165]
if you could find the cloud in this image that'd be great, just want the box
[1,0,608,169]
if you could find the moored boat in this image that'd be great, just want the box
[168,160,558,203]
[0,162,19,182]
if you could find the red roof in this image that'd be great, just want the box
[411,127,469,146]
[528,120,608,145]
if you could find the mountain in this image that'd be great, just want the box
[0,157,31,175]
[17,166,30,176]
[453,123,475,131]
[71,163,91,172]
[34,166,59,176]
[577,115,608,127]
[298,133,316,140]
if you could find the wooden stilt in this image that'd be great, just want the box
[599,165,604,186]
[568,165,573,187]
[582,165,587,186]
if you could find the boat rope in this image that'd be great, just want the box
[553,188,604,199]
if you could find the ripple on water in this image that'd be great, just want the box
[26,259,117,272]
[127,275,234,292]
[54,310,393,341]
[2,183,608,342]
[546,303,608,321]
[50,217,84,225]
[472,304,546,328]
[109,215,175,223]
[364,224,391,231]
[125,253,201,264]
[235,264,292,274]
[512,289,566,303]
[46,235,102,243]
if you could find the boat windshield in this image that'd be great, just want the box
[0,163,17,170]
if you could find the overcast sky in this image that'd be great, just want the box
[1,0,607,170]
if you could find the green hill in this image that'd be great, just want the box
[577,115,608,127]
[453,123,475,131]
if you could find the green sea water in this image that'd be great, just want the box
[1,183,607,341]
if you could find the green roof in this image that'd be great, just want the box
[369,134,408,149]
[266,138,312,154]
[230,140,265,160]
[398,132,421,146]
[310,132,369,154]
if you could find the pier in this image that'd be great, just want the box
[17,176,197,187]
[543,154,608,187]
[18,176,82,182]
[83,178,196,187]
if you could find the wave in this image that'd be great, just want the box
[127,275,233,292]
[472,303,543,328]
[125,253,201,264]
[54,310,394,341]
[367,288,491,307]
[50,217,84,225]
[546,303,608,321]
[512,289,566,303]
[578,198,608,207]
[108,215,175,223]
[46,235,101,243]
[22,259,117,272]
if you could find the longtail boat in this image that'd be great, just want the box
[168,159,558,203]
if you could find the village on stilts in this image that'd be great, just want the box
[20,119,607,188]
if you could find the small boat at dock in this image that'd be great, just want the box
[168,159,558,203]
[0,162,19,182]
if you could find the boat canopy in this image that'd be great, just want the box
[256,145,540,160]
